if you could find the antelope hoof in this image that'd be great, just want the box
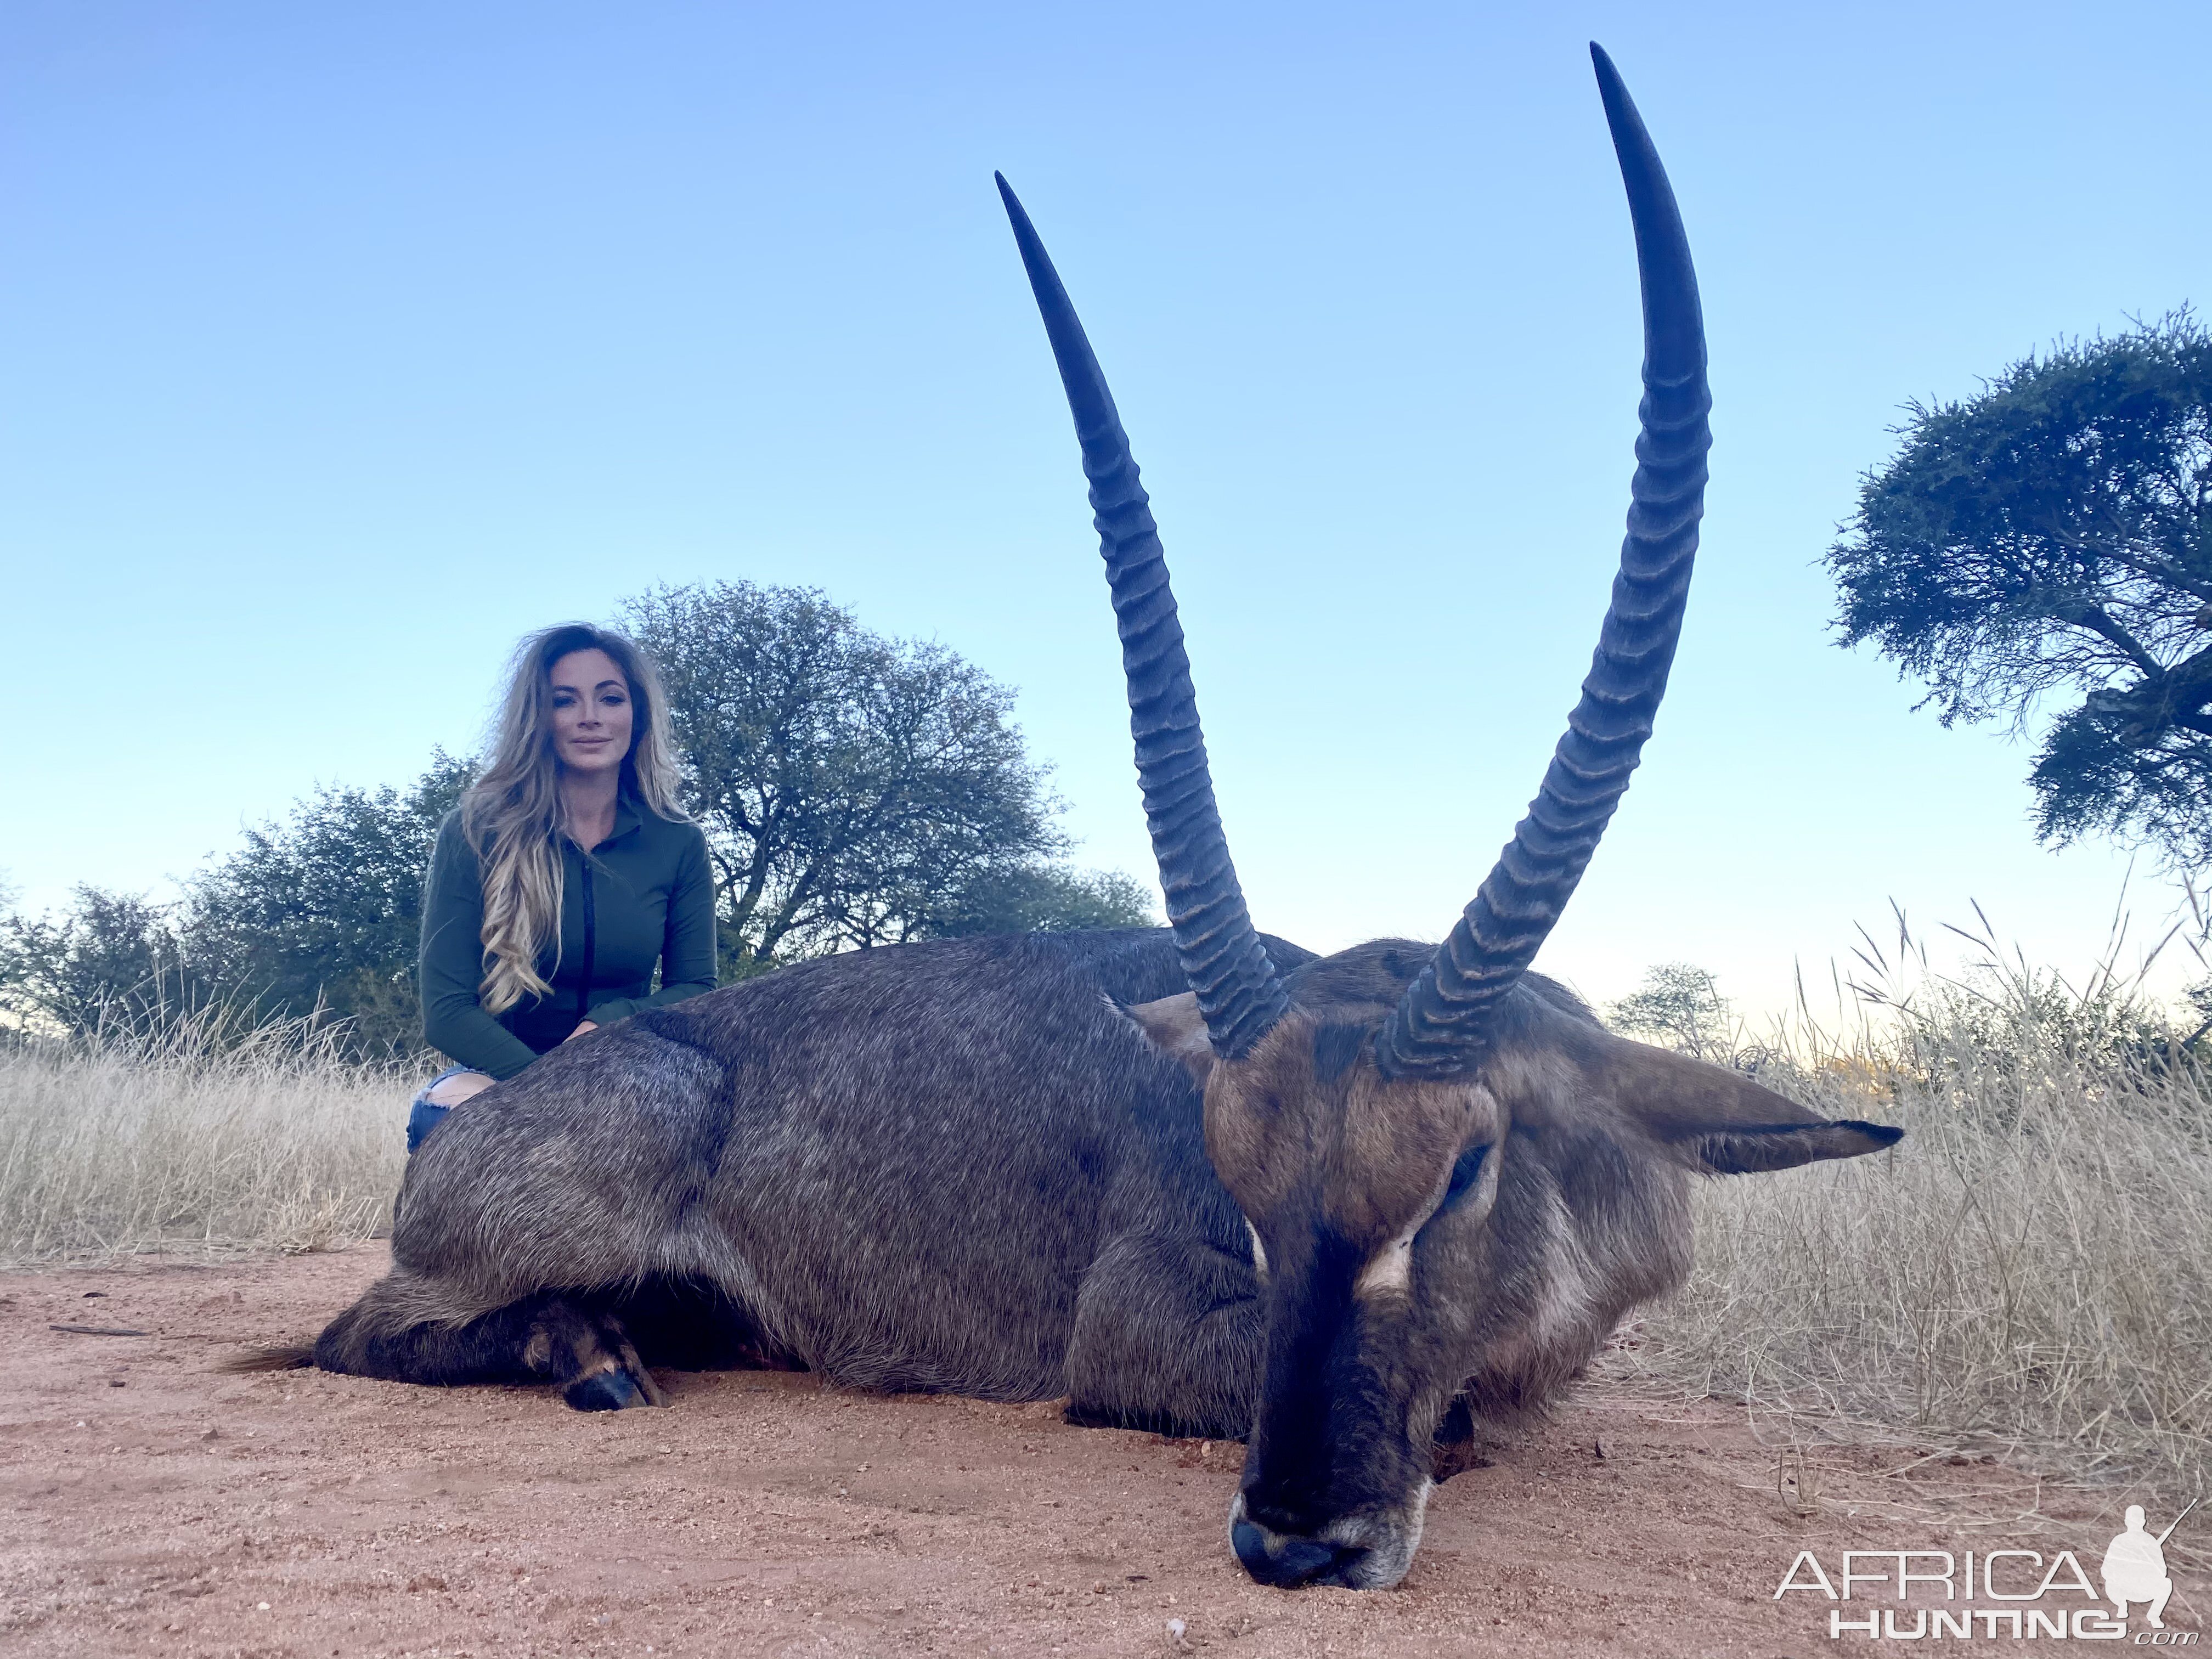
[564,1364,646,1412]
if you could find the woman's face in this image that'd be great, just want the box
[546,647,634,777]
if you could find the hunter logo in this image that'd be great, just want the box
[1774,1502,2199,1642]
[2103,1502,2192,1630]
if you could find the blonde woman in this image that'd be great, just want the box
[407,623,716,1151]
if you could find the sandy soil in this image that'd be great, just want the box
[2,1246,2199,1658]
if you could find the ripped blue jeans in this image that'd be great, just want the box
[407,1065,482,1153]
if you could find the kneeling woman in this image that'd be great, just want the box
[409,623,716,1149]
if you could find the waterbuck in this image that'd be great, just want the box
[271,46,1899,1591]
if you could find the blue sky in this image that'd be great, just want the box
[5,2,2207,1019]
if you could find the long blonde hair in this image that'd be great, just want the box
[460,623,687,1015]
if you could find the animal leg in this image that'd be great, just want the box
[1064,1231,1262,1440]
[541,1306,668,1412]
[312,1274,664,1410]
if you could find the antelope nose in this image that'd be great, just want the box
[1229,1518,1367,1589]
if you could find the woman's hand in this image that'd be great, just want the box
[565,1019,599,1042]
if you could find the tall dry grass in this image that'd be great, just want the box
[1628,912,2212,1510]
[0,1006,411,1265]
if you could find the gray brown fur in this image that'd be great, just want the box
[300,927,1897,1589]
[314,930,1283,1421]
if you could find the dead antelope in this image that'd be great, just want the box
[268,44,1898,1592]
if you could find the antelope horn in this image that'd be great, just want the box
[997,173,1289,1059]
[1376,44,1712,1079]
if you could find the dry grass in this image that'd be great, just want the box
[0,1008,411,1265]
[1625,915,2212,1516]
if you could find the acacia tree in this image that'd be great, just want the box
[1826,311,2212,868]
[622,580,1150,970]
[178,752,477,1054]
[1606,962,1735,1062]
[0,885,202,1036]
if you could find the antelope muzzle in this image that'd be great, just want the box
[1228,1226,1435,1590]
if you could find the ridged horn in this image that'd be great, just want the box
[1375,44,1712,1079]
[996,172,1289,1059]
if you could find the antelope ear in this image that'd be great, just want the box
[1687,1117,1904,1174]
[1125,992,1216,1085]
[1593,1035,1902,1175]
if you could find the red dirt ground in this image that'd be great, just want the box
[2,1246,2199,1657]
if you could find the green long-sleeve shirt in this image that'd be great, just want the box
[419,796,718,1079]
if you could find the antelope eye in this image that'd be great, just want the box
[1444,1143,1489,1206]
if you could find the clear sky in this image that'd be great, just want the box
[5,1,2207,1020]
